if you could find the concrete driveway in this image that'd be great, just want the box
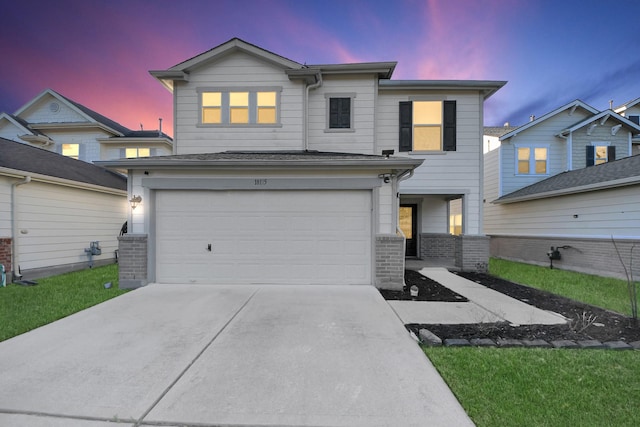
[0,284,472,427]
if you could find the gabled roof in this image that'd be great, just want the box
[484,126,519,137]
[14,89,129,136]
[0,112,35,135]
[556,109,640,137]
[493,154,640,204]
[500,100,599,141]
[0,137,126,191]
[614,97,640,113]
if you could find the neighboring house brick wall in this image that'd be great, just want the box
[375,234,404,290]
[490,235,640,280]
[0,238,11,280]
[118,234,148,289]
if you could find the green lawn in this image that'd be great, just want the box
[0,264,128,342]
[425,347,640,427]
[489,258,638,316]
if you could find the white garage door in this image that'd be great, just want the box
[155,190,372,285]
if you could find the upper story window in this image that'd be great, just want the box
[126,148,150,158]
[516,146,548,175]
[628,115,639,125]
[399,100,456,152]
[587,143,615,166]
[326,95,354,130]
[62,143,79,159]
[199,88,280,126]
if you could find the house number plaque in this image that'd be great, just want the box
[254,179,268,186]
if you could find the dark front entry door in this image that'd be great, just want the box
[399,204,417,257]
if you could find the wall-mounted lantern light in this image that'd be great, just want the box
[129,195,142,210]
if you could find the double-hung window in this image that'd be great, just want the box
[586,143,615,166]
[399,100,456,152]
[326,94,354,130]
[125,148,151,158]
[199,88,280,125]
[516,145,548,175]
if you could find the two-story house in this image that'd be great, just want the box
[484,99,640,279]
[100,38,504,289]
[0,89,173,163]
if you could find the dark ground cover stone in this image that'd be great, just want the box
[386,270,640,343]
[379,270,468,302]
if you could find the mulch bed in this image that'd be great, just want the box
[385,270,640,343]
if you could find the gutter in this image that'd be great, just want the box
[11,176,31,280]
[304,71,323,150]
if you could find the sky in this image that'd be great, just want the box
[2,0,640,137]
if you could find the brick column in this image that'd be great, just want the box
[118,234,148,289]
[0,238,11,283]
[456,235,490,272]
[375,234,405,290]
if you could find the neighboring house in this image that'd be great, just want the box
[0,138,128,281]
[100,38,505,289]
[0,89,173,163]
[484,99,640,279]
[614,97,640,156]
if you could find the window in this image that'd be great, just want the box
[329,97,351,129]
[399,100,456,152]
[586,144,615,166]
[628,115,639,125]
[200,88,280,125]
[516,146,547,175]
[62,143,79,159]
[125,148,151,158]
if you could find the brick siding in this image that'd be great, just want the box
[0,238,11,281]
[420,233,489,272]
[118,234,148,289]
[375,234,405,290]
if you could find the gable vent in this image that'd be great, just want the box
[49,102,60,113]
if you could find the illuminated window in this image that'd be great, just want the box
[517,146,547,175]
[62,143,79,159]
[594,145,608,165]
[587,144,615,166]
[125,148,151,158]
[399,100,456,152]
[202,92,222,123]
[257,91,277,124]
[200,89,280,125]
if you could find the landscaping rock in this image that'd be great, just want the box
[470,338,496,347]
[629,341,640,350]
[444,338,470,347]
[577,340,606,349]
[604,341,633,350]
[551,340,579,349]
[496,338,523,347]
[521,339,552,348]
[418,329,442,346]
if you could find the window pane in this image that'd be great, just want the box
[413,126,442,150]
[202,107,221,123]
[202,92,221,106]
[62,143,79,159]
[517,147,530,160]
[595,146,607,164]
[534,147,547,173]
[257,91,276,106]
[125,148,137,158]
[413,101,442,125]
[230,107,249,123]
[258,107,276,123]
[138,148,150,157]
[399,207,413,239]
[230,92,248,106]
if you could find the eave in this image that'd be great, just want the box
[378,80,506,100]
[19,134,54,146]
[28,122,124,136]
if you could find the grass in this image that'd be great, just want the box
[489,258,638,316]
[425,347,640,427]
[0,264,128,342]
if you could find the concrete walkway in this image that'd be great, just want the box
[0,283,473,427]
[388,268,567,326]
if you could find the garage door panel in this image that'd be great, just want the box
[156,190,371,285]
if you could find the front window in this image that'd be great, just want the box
[62,143,79,159]
[413,101,443,151]
[200,88,280,125]
[517,146,547,175]
[126,148,150,158]
[329,97,351,129]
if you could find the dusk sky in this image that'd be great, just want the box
[2,0,640,137]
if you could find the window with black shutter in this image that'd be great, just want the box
[586,144,615,166]
[398,100,456,152]
[329,97,351,129]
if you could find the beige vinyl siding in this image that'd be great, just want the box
[377,91,484,234]
[0,177,12,236]
[13,181,126,271]
[19,95,88,124]
[482,148,501,235]
[174,51,304,154]
[488,185,640,238]
[307,74,376,154]
[499,109,592,196]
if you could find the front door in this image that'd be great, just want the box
[399,204,417,257]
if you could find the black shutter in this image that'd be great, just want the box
[330,98,350,129]
[399,101,412,152]
[608,145,616,161]
[586,145,595,166]
[443,100,456,151]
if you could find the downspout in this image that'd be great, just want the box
[304,71,323,151]
[11,176,31,280]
